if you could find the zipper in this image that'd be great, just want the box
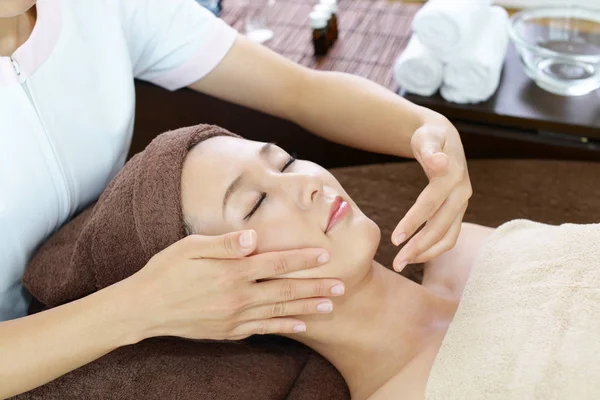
[11,57,73,216]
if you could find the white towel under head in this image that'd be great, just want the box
[412,0,492,60]
[441,6,509,104]
[393,35,444,97]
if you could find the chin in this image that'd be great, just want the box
[332,214,381,288]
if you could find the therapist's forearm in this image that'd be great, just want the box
[0,281,142,398]
[291,70,448,158]
[190,37,447,158]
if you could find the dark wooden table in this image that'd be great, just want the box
[401,43,600,160]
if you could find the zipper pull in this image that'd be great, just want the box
[10,57,21,77]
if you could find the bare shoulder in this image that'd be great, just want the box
[422,223,496,299]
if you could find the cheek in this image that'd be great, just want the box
[281,213,381,282]
[251,209,327,254]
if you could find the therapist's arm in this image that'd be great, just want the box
[0,231,342,398]
[0,281,140,398]
[190,36,438,158]
[190,36,472,266]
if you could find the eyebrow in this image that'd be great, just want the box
[222,142,274,217]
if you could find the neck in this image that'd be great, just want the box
[0,6,36,57]
[287,262,456,400]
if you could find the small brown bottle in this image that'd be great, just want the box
[320,0,338,42]
[314,4,334,49]
[311,11,329,56]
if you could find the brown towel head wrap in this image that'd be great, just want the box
[21,124,351,400]
[24,124,238,307]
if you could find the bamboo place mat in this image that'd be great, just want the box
[220,0,420,90]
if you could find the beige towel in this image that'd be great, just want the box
[426,219,600,399]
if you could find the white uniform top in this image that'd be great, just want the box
[0,0,237,321]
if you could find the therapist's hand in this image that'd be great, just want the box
[391,118,472,272]
[125,230,343,341]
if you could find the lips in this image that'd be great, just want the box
[325,196,351,233]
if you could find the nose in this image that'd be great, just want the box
[277,172,323,210]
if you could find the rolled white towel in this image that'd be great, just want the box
[441,6,509,104]
[412,0,492,60]
[393,36,444,97]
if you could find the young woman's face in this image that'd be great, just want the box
[0,0,35,18]
[181,136,381,286]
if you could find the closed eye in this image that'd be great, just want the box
[244,192,266,220]
[243,155,297,221]
[282,155,296,172]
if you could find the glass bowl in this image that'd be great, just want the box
[508,6,600,96]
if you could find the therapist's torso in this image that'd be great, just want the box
[0,0,237,321]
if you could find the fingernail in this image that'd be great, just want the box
[317,252,330,264]
[393,232,406,246]
[239,231,254,248]
[317,302,333,313]
[395,260,408,272]
[293,324,306,332]
[331,284,345,295]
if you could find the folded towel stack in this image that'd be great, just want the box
[393,0,510,104]
[392,36,444,97]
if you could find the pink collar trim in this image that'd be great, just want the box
[0,0,62,85]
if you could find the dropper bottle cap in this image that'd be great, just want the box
[313,3,332,18]
[310,11,328,29]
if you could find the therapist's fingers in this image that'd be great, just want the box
[173,230,258,259]
[415,140,451,178]
[241,248,331,282]
[241,298,333,321]
[422,151,450,176]
[229,318,308,339]
[391,176,455,246]
[409,209,466,265]
[393,121,471,248]
[393,200,467,271]
[410,123,451,178]
[248,278,345,307]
